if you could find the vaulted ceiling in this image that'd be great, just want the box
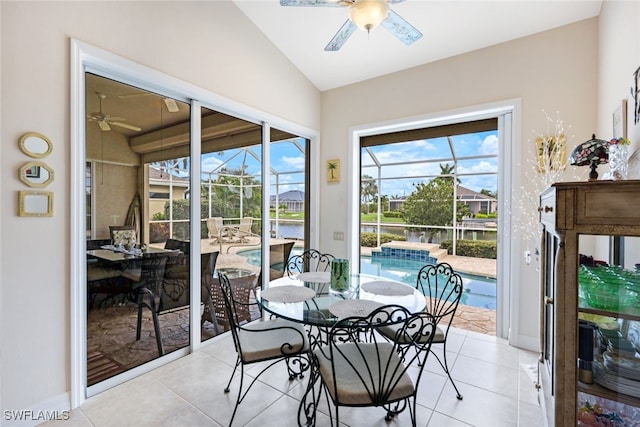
[233,0,602,91]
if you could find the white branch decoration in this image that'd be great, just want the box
[512,111,582,251]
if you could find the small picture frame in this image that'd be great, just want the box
[327,159,340,183]
[18,190,53,217]
[632,66,640,125]
[613,99,627,138]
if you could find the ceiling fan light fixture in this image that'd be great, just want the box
[349,0,389,33]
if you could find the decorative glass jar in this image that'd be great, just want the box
[608,141,629,180]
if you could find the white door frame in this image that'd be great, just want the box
[347,99,521,341]
[70,39,320,407]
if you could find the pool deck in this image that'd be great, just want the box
[203,237,497,335]
[362,241,497,335]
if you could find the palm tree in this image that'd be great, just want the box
[327,161,339,180]
[360,175,378,214]
[438,163,461,183]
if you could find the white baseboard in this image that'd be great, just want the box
[2,392,70,427]
[510,333,541,352]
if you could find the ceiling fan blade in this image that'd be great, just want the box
[381,9,423,46]
[324,19,357,51]
[110,121,142,132]
[164,98,180,113]
[280,0,345,6]
[98,121,111,132]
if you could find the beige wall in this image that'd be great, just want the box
[2,0,640,418]
[596,0,640,272]
[320,18,600,348]
[1,1,319,416]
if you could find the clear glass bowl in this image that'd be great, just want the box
[581,282,637,311]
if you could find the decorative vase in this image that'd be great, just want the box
[330,259,350,291]
[608,143,628,180]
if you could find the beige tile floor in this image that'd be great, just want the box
[44,326,542,427]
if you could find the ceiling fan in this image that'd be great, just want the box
[280,0,422,51]
[87,93,142,132]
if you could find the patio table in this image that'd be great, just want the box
[257,272,426,426]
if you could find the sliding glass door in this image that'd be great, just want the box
[85,73,192,385]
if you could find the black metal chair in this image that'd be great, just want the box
[307,305,436,426]
[133,251,180,356]
[378,262,464,400]
[286,249,335,277]
[218,272,309,426]
[86,239,130,308]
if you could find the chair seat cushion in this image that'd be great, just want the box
[314,342,414,405]
[238,318,308,363]
[378,322,445,344]
[121,268,141,282]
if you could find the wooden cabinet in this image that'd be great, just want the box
[539,180,640,426]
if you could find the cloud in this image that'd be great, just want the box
[480,134,499,155]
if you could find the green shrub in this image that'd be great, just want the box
[382,211,402,218]
[475,213,488,219]
[360,232,406,247]
[440,239,497,259]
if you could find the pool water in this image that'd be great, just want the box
[361,256,496,310]
[236,248,496,310]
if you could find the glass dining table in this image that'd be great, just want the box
[257,271,427,426]
[257,271,426,327]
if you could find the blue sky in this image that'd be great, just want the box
[198,130,498,197]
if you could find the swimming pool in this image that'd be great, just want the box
[236,248,497,310]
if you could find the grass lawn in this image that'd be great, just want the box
[360,213,406,224]
[271,211,406,225]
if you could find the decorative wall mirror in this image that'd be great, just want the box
[19,132,53,158]
[19,161,54,188]
[18,190,53,217]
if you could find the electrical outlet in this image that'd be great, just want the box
[333,232,344,241]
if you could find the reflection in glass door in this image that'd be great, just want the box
[199,107,264,341]
[85,73,191,385]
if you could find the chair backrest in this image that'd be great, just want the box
[415,263,463,325]
[217,272,247,352]
[238,217,253,233]
[164,238,189,254]
[318,305,436,405]
[202,251,219,277]
[286,249,335,276]
[207,217,223,236]
[134,252,172,291]
[87,239,111,250]
[213,270,257,332]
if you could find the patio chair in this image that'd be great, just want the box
[87,238,131,307]
[309,305,436,426]
[218,272,309,426]
[132,250,180,356]
[206,217,226,243]
[378,262,464,400]
[286,249,335,277]
[235,217,253,242]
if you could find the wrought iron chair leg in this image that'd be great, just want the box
[225,362,245,427]
[431,347,463,400]
[224,357,241,393]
